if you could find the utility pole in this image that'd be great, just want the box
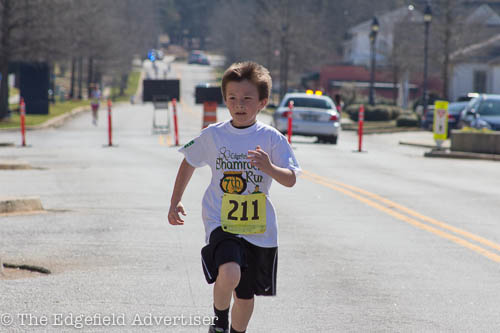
[422,3,433,119]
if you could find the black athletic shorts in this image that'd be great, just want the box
[201,227,278,299]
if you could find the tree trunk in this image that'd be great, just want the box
[393,65,399,105]
[120,74,128,96]
[0,0,12,120]
[70,58,76,99]
[0,60,9,120]
[77,57,83,99]
[87,57,93,99]
[49,63,56,104]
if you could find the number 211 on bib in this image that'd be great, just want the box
[221,193,266,234]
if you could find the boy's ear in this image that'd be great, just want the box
[259,98,269,110]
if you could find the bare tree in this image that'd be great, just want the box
[414,0,496,99]
[0,0,160,119]
[209,0,408,98]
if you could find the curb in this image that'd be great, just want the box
[424,150,500,161]
[0,160,32,170]
[0,101,130,132]
[31,106,90,130]
[399,141,450,149]
[0,196,44,214]
[0,105,90,132]
[342,126,422,134]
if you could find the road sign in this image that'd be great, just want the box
[195,86,223,104]
[433,100,449,147]
[20,62,49,115]
[142,79,180,102]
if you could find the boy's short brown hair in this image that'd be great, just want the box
[221,61,272,102]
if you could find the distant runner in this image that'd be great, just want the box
[90,84,101,126]
[168,62,301,333]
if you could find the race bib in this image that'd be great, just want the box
[221,193,266,234]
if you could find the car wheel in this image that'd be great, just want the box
[329,135,338,144]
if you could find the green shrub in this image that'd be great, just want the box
[396,115,419,127]
[346,104,404,122]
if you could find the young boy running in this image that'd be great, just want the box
[168,61,300,333]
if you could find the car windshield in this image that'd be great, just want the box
[465,98,479,111]
[478,99,500,116]
[283,97,332,109]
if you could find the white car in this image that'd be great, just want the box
[272,92,340,144]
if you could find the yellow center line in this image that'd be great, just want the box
[181,99,195,115]
[157,134,173,147]
[302,170,500,253]
[301,171,500,263]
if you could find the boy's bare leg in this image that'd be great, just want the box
[231,293,254,332]
[214,262,241,310]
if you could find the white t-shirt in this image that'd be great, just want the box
[179,120,301,248]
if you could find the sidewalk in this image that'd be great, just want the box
[399,132,451,149]
[397,132,500,162]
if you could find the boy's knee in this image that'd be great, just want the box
[217,262,241,288]
[234,293,254,304]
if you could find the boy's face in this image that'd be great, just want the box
[225,80,268,127]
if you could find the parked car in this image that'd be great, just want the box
[458,94,500,131]
[421,101,468,132]
[272,92,340,144]
[188,50,210,65]
[456,92,479,102]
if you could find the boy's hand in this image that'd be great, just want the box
[248,145,273,174]
[168,202,186,225]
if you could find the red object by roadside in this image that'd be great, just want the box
[20,97,26,147]
[107,99,113,146]
[287,100,294,144]
[358,105,364,152]
[173,98,179,146]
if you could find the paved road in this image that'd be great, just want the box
[1,61,500,332]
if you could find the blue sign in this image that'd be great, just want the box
[148,50,156,62]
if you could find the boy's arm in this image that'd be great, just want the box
[168,158,196,225]
[247,146,296,187]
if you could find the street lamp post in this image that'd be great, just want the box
[422,4,432,120]
[369,17,379,106]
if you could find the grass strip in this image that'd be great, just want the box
[1,70,141,129]
[0,99,89,129]
[110,71,141,103]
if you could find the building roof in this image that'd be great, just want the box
[318,64,442,93]
[451,32,500,63]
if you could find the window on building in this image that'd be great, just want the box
[473,70,487,93]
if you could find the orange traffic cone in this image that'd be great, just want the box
[202,101,217,128]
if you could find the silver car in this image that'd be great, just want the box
[272,92,340,144]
